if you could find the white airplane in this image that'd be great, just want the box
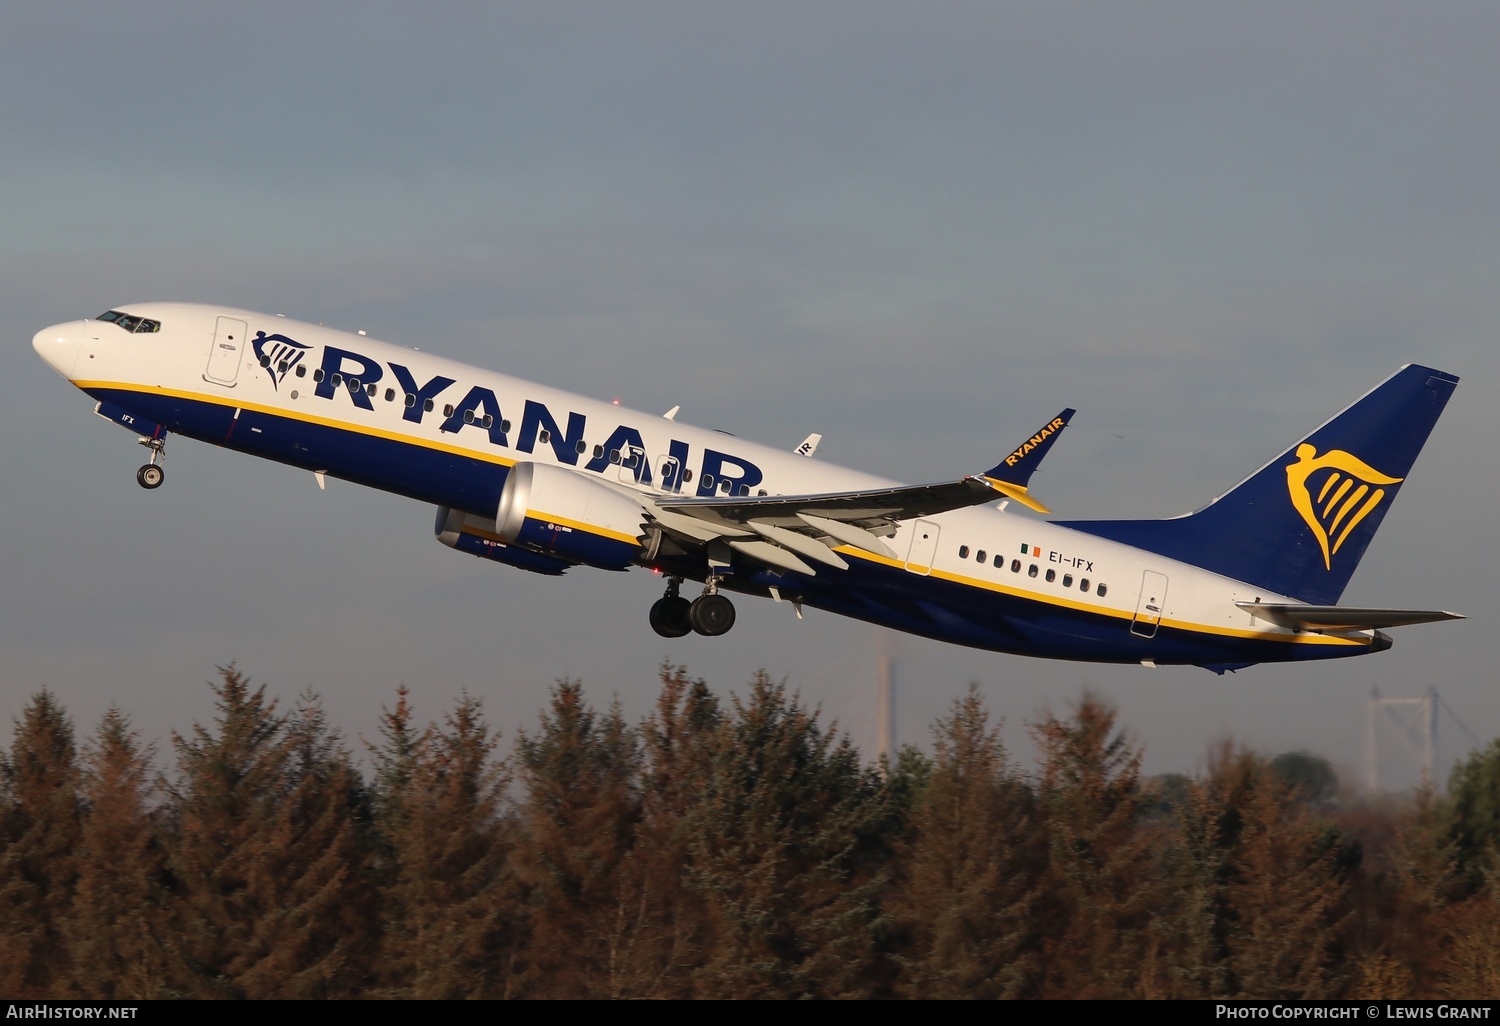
[33,304,1463,672]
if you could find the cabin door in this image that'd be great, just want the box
[204,316,247,386]
[904,520,941,576]
[1131,570,1169,638]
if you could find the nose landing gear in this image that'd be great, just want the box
[648,575,738,638]
[136,435,166,489]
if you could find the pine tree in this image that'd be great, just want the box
[684,671,895,998]
[1162,744,1352,999]
[1027,692,1161,998]
[0,691,82,996]
[512,679,643,997]
[371,690,520,998]
[64,708,170,999]
[892,687,1040,998]
[625,665,724,996]
[165,668,373,997]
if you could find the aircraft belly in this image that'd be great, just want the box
[758,555,1378,666]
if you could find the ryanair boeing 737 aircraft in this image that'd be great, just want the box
[33,304,1462,673]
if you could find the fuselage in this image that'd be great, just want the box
[32,302,1387,669]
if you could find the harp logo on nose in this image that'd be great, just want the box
[1286,443,1403,571]
[252,332,312,391]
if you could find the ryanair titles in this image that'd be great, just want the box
[306,344,763,496]
[1003,417,1067,468]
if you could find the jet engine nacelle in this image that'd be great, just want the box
[495,462,650,571]
[434,506,571,575]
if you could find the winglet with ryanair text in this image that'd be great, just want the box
[980,408,1075,514]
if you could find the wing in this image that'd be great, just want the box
[646,408,1076,576]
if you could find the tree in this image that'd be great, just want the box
[1271,751,1339,806]
[165,668,373,997]
[513,679,643,997]
[1445,739,1500,891]
[1163,744,1353,999]
[1027,692,1161,998]
[891,687,1040,998]
[65,708,170,999]
[0,691,82,996]
[370,689,520,998]
[683,672,895,998]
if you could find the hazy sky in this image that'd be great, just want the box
[3,2,1496,788]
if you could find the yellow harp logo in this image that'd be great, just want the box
[1286,444,1403,571]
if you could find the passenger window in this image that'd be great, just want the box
[463,410,475,424]
[405,394,416,408]
[385,388,395,402]
[1011,559,1021,572]
[575,439,587,454]
[1080,579,1090,593]
[366,383,376,397]
[259,354,271,367]
[1028,564,1038,578]
[313,369,325,382]
[757,489,768,496]
[424,399,434,412]
[482,414,493,428]
[958,545,970,559]
[701,474,714,489]
[1063,574,1073,588]
[682,469,693,483]
[594,445,605,458]
[443,404,454,416]
[720,479,732,494]
[994,554,1003,568]
[1045,569,1056,583]
[278,361,289,374]
[348,377,359,390]
[1097,584,1108,598]
[976,549,986,563]
[501,420,512,433]
[609,449,621,464]
[331,373,343,386]
[538,429,551,444]
[296,365,306,377]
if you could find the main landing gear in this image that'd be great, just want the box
[135,435,166,490]
[650,576,737,638]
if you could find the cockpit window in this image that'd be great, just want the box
[96,310,161,334]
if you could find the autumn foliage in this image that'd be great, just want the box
[1,666,1496,999]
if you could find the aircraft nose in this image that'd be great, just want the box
[33,321,84,379]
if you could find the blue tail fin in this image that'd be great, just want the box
[1059,365,1458,604]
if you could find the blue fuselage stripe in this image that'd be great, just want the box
[93,385,1371,668]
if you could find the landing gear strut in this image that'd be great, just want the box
[649,577,693,638]
[136,435,166,490]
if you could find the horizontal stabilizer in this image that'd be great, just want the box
[1236,602,1464,631]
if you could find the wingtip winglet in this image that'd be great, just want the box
[984,408,1074,487]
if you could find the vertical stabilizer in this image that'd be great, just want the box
[1060,365,1458,604]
